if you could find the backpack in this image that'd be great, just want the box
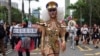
[0,25,5,39]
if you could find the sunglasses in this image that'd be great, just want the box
[48,9,56,12]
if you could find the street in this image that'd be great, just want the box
[0,40,100,56]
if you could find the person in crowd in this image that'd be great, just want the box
[98,25,100,34]
[81,24,89,47]
[97,25,100,45]
[67,20,77,49]
[92,24,99,48]
[65,23,69,42]
[15,20,34,56]
[3,22,10,50]
[65,31,69,42]
[38,1,66,56]
[37,24,42,49]
[32,23,42,50]
[0,22,6,56]
[87,26,91,45]
[98,25,100,40]
[9,22,17,49]
[76,24,81,46]
[6,23,10,42]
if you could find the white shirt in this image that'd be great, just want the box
[10,25,15,33]
[10,24,22,32]
[67,26,77,36]
[81,27,88,34]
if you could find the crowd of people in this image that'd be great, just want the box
[0,20,100,56]
[0,20,42,56]
[66,23,100,50]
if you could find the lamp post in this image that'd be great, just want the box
[8,0,11,25]
[80,7,82,26]
[22,0,25,21]
[25,0,33,21]
[89,0,92,28]
[29,0,31,20]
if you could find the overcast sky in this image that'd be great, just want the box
[11,0,77,13]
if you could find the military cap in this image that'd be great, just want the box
[46,1,58,9]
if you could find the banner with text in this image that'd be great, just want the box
[12,28,39,37]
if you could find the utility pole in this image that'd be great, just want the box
[29,0,31,20]
[8,0,11,25]
[80,7,82,26]
[89,0,92,28]
[22,0,25,21]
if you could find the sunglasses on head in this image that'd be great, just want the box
[48,9,56,12]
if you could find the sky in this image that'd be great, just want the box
[11,0,78,13]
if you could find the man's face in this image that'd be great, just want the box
[83,25,87,28]
[94,24,97,27]
[48,8,57,18]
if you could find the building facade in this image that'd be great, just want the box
[65,0,70,15]
[32,9,40,19]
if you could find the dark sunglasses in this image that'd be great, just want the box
[48,9,56,12]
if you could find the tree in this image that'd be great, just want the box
[67,0,100,25]
[0,6,22,23]
[31,16,39,24]
[68,0,87,23]
[0,6,8,21]
[11,7,22,23]
[92,0,100,24]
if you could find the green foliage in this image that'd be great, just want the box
[0,6,8,21]
[0,6,40,24]
[67,0,100,25]
[11,7,22,23]
[64,14,69,19]
[0,6,22,23]
[30,15,39,24]
[37,7,41,10]
[67,4,77,9]
[92,0,100,24]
